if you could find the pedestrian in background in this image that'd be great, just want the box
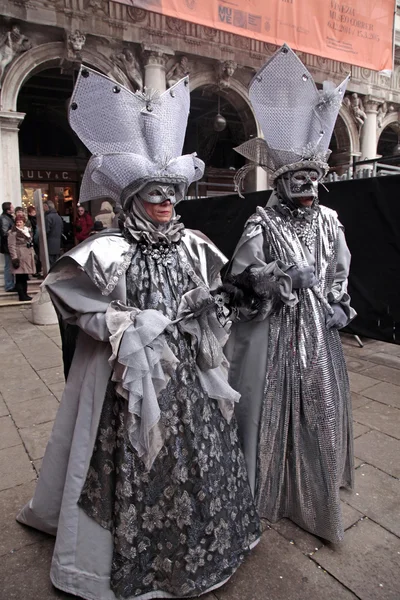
[111,204,121,228]
[0,202,15,292]
[8,212,35,301]
[27,205,42,277]
[43,200,63,268]
[15,206,27,221]
[95,200,114,229]
[74,204,93,243]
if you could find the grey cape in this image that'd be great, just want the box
[226,202,356,543]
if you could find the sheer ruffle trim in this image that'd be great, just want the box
[106,302,178,470]
[105,293,240,470]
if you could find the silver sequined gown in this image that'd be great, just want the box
[226,203,355,543]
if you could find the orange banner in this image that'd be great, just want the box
[115,0,395,71]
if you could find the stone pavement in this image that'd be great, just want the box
[0,306,399,600]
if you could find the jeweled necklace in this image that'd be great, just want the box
[276,199,319,251]
[138,237,180,265]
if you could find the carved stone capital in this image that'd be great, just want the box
[0,111,25,132]
[141,43,174,67]
[364,96,383,113]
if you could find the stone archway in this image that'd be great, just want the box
[1,42,129,112]
[0,42,128,205]
[188,70,264,193]
[189,71,262,139]
[377,110,400,143]
[329,114,352,173]
[326,105,360,174]
[377,111,400,155]
[377,120,400,158]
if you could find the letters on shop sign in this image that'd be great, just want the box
[20,170,71,180]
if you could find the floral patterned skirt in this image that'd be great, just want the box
[79,352,260,599]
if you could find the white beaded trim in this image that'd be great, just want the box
[102,247,134,296]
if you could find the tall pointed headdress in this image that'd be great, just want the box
[234,44,349,194]
[69,66,204,207]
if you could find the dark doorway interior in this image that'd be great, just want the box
[184,87,247,196]
[17,68,89,218]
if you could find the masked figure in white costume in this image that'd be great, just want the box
[17,67,260,600]
[225,45,356,544]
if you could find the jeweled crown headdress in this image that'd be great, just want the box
[234,44,349,194]
[69,66,204,207]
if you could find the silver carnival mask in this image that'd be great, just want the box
[276,168,322,206]
[137,182,177,205]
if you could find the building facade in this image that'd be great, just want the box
[1,0,400,214]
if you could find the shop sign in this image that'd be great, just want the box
[20,170,77,181]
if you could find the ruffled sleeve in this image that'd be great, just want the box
[44,260,119,342]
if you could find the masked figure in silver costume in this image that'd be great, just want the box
[225,45,356,544]
[17,67,260,600]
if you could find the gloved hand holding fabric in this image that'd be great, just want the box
[326,303,348,329]
[287,265,318,289]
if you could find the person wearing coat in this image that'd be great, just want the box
[94,199,114,229]
[0,201,15,291]
[27,204,42,276]
[43,200,63,267]
[8,213,35,301]
[74,204,94,243]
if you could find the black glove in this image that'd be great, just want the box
[217,267,263,312]
[12,258,20,269]
[287,266,318,289]
[326,303,348,329]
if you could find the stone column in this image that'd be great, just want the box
[141,43,174,92]
[360,98,381,169]
[254,166,268,192]
[0,111,25,206]
[245,166,268,194]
